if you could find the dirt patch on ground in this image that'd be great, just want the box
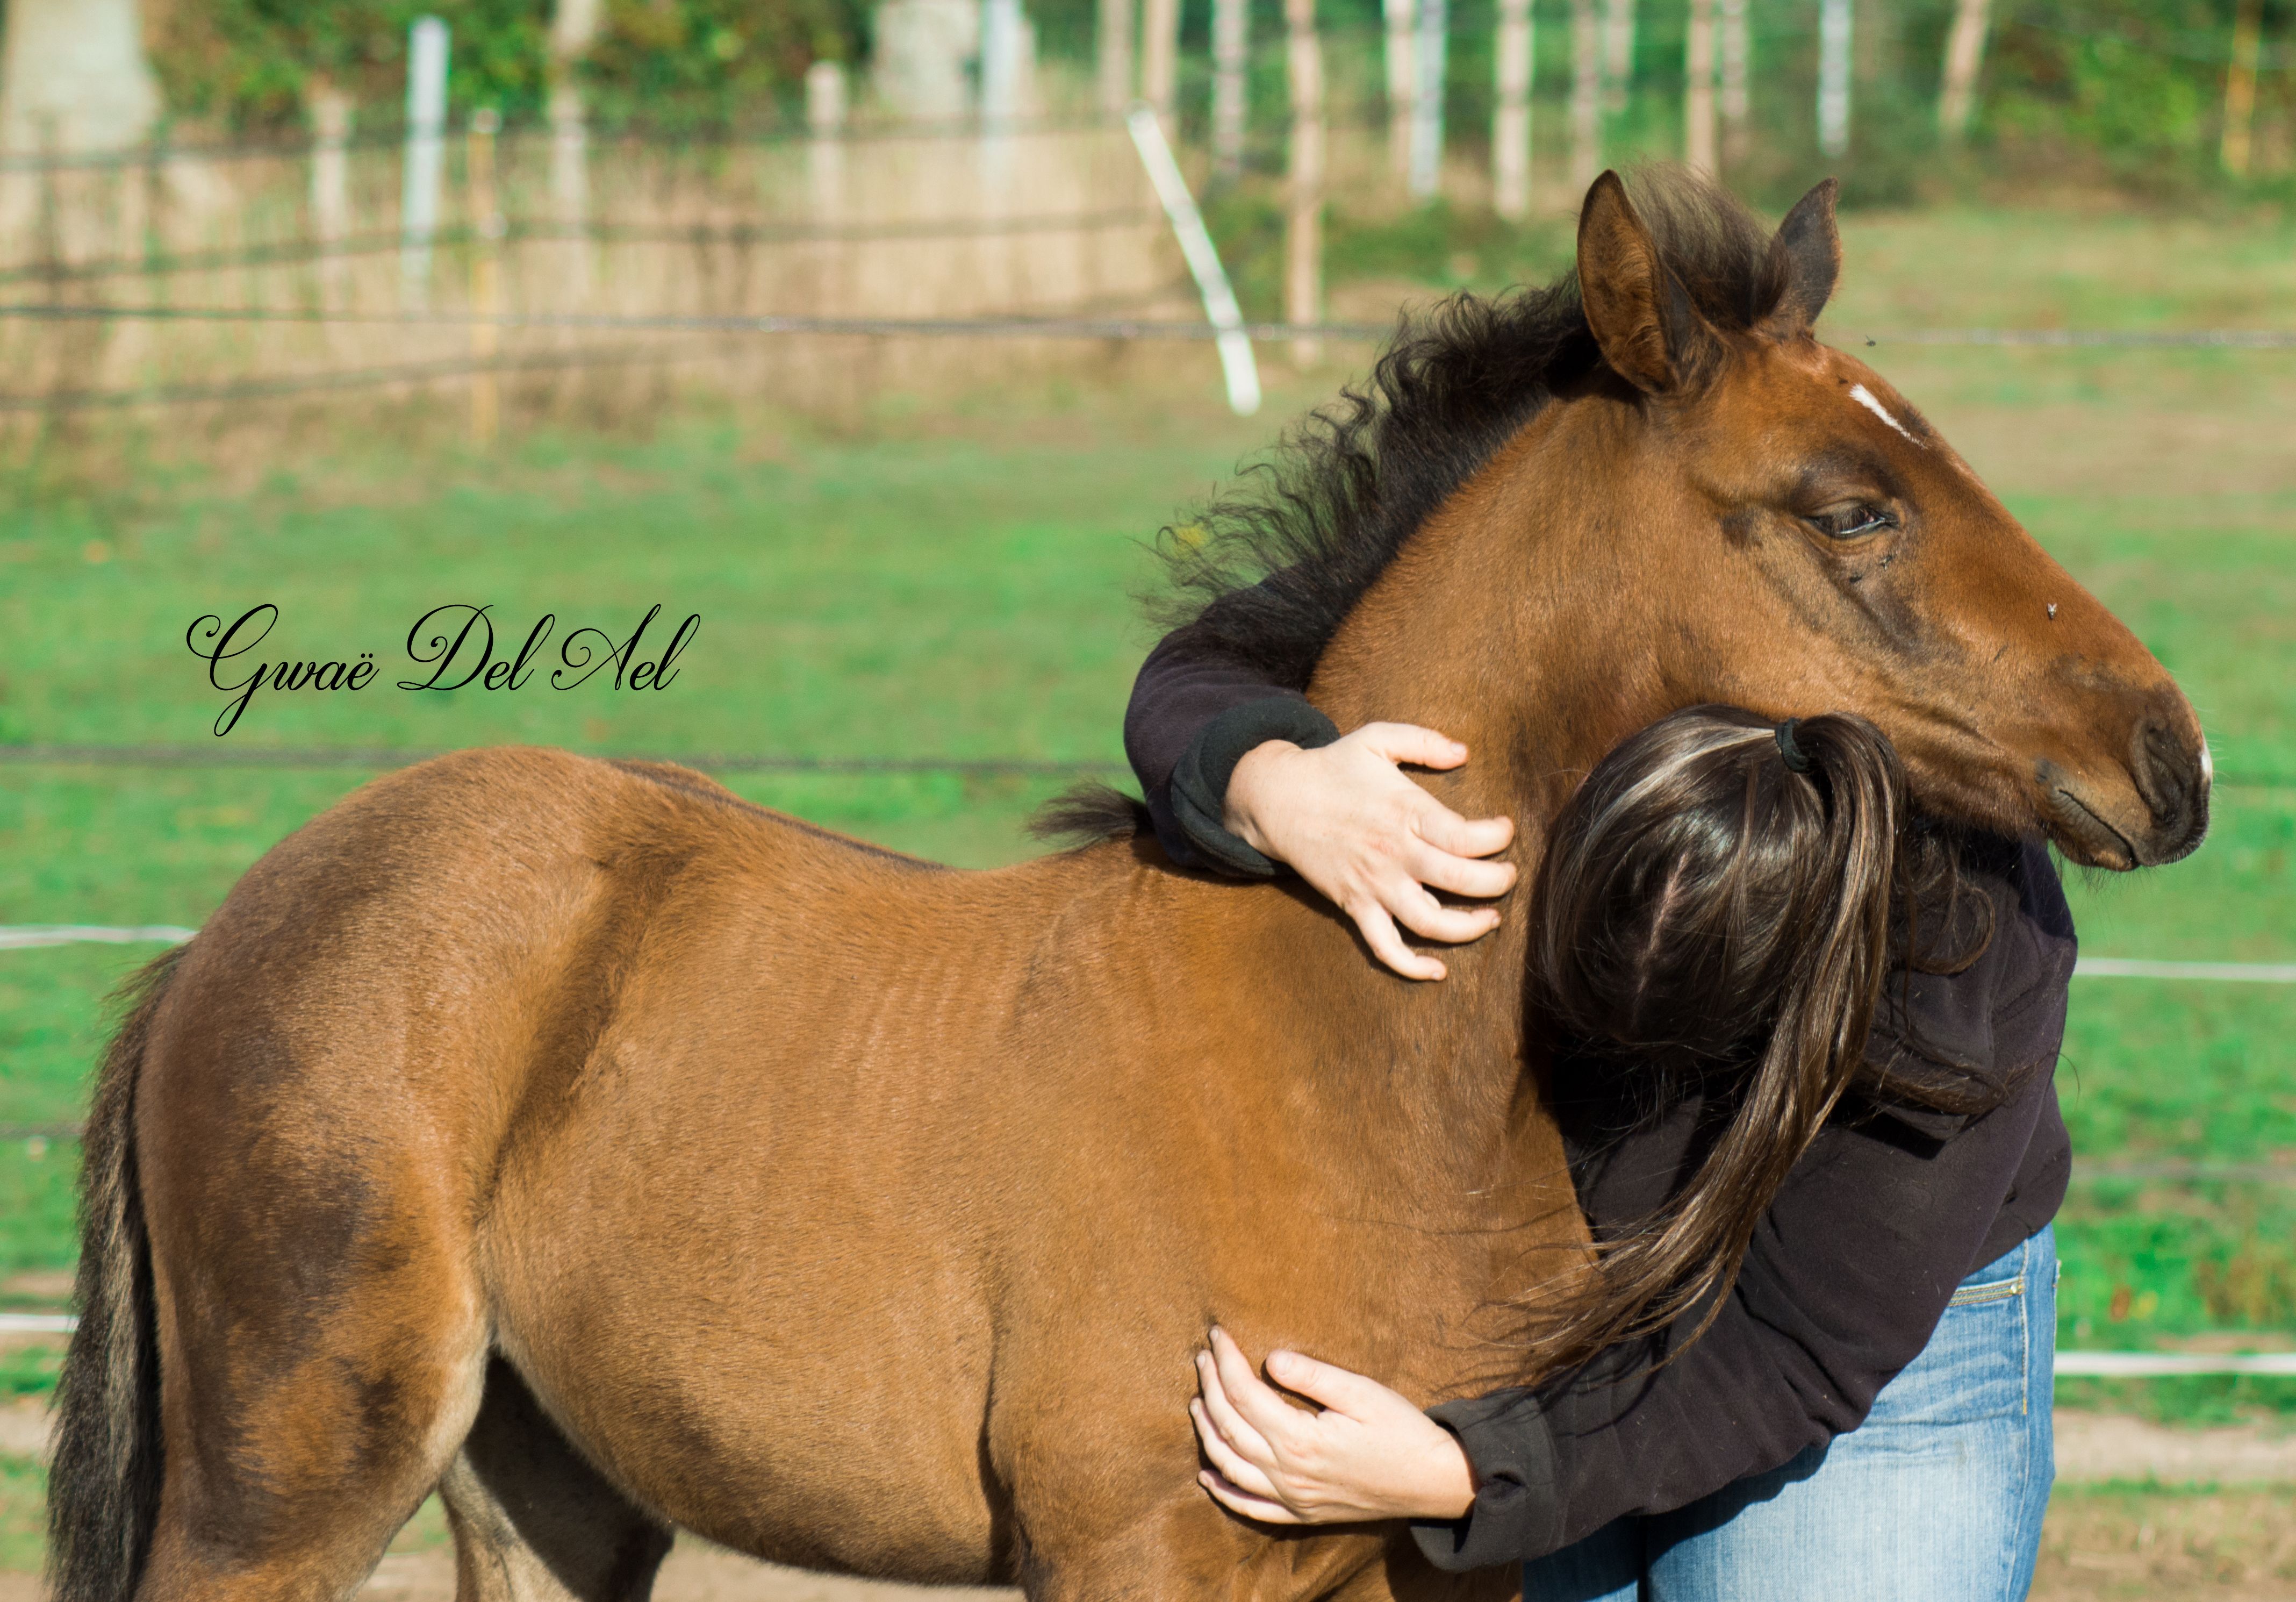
[2034,1484,2296,1601]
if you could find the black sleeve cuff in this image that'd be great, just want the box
[1168,696,1340,878]
[1409,1390,1563,1572]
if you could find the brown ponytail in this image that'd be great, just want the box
[1511,706,1908,1374]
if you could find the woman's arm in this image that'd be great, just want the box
[1192,1068,2057,1557]
[1190,846,2076,1565]
[1125,624,1517,980]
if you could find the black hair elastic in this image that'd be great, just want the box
[1775,718,1814,774]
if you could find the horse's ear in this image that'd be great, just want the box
[1576,170,1720,396]
[1759,178,1841,339]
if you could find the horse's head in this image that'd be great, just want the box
[1569,171,2206,868]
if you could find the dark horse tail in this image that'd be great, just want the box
[47,943,182,1602]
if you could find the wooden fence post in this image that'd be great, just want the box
[1494,0,1533,219]
[1099,0,1135,115]
[1143,0,1180,120]
[1602,0,1635,112]
[807,61,848,214]
[1719,0,1749,161]
[1936,0,1990,141]
[1685,0,1717,176]
[2222,0,2263,177]
[1286,0,1323,367]
[467,108,503,446]
[1570,0,1602,196]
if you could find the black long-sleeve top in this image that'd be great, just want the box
[1125,628,2076,1568]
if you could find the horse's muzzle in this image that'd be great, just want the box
[2126,709,2211,866]
[2039,696,2210,870]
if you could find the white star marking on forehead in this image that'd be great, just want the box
[1849,383,1921,445]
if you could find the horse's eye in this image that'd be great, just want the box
[1809,504,1895,540]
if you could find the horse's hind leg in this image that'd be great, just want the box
[135,1277,489,1601]
[437,1357,673,1602]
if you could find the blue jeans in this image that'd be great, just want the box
[1526,1226,2057,1602]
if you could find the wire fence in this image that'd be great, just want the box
[0,742,2286,789]
[0,210,1166,288]
[11,302,2296,349]
[0,302,2288,414]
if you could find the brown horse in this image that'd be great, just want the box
[52,171,2205,1602]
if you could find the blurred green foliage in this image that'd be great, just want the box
[148,0,871,132]
[139,0,2296,199]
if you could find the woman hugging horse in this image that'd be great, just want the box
[48,168,2204,1602]
[1130,664,2071,1597]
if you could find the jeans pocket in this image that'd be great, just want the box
[1866,1281,2030,1426]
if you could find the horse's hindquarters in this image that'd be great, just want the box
[128,749,1018,1591]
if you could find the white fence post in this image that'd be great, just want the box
[1409,0,1446,198]
[1383,0,1415,178]
[807,61,848,215]
[1127,105,1260,415]
[1494,0,1532,219]
[309,78,351,294]
[401,15,449,309]
[1817,0,1852,158]
[1212,0,1249,181]
[980,0,1027,193]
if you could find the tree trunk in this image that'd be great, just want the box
[1936,0,1988,141]
[0,0,160,155]
[2221,0,2263,176]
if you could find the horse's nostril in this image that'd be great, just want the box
[2128,713,2211,863]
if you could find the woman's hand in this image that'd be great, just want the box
[1189,1327,1476,1525]
[1223,724,1517,980]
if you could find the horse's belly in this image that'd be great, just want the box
[480,1059,1009,1581]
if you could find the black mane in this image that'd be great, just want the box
[1159,168,1792,688]
[1038,169,1795,847]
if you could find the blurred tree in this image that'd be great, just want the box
[146,0,547,126]
[1,0,162,151]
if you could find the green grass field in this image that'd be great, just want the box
[0,201,2291,1456]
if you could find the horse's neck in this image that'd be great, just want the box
[1245,397,1663,1283]
[1305,398,1664,834]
